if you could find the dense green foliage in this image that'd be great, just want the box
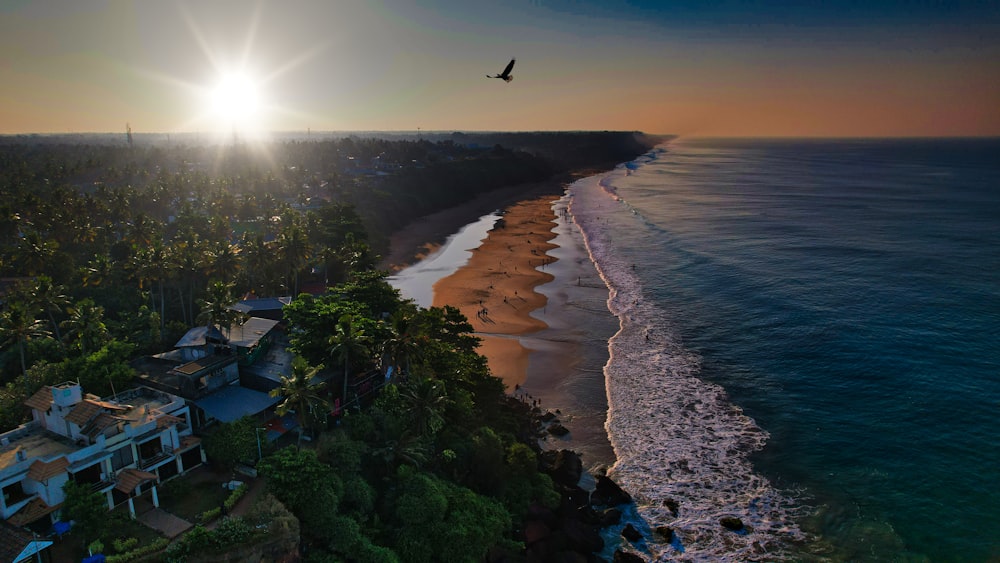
[0,132,656,559]
[61,480,110,547]
[0,132,651,413]
[252,276,562,560]
[202,416,264,471]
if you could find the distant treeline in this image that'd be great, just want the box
[1,130,659,256]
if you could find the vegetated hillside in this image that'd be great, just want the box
[0,131,657,393]
[0,132,660,560]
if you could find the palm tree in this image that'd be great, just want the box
[239,233,273,296]
[327,314,371,410]
[276,222,311,295]
[205,242,240,286]
[0,300,50,378]
[29,275,70,342]
[61,299,109,356]
[14,230,58,276]
[399,377,448,437]
[146,242,171,330]
[269,357,330,447]
[382,309,423,380]
[196,280,238,338]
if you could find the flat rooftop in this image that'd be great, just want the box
[0,427,75,472]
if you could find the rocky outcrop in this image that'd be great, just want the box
[654,526,674,542]
[591,475,632,507]
[621,523,642,542]
[548,422,570,436]
[539,449,583,488]
[720,516,746,532]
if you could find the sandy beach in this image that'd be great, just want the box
[387,172,621,468]
[429,190,619,467]
[431,195,561,387]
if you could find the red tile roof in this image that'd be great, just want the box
[115,469,158,494]
[27,457,69,481]
[8,497,61,526]
[65,399,103,425]
[23,386,53,412]
[81,412,125,438]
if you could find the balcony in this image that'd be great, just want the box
[88,479,116,493]
[137,444,174,470]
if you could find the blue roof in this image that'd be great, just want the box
[194,385,280,423]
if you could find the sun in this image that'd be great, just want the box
[204,70,265,134]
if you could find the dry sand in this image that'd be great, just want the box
[386,170,621,467]
[431,195,563,388]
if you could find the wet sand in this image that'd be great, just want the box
[430,192,619,468]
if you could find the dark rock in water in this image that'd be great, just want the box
[720,516,745,532]
[539,450,583,488]
[548,422,570,436]
[653,526,673,541]
[662,497,680,517]
[613,550,645,563]
[599,507,622,527]
[541,411,557,422]
[621,523,643,542]
[591,475,633,506]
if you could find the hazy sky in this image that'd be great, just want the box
[2,0,998,137]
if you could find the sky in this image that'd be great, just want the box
[1,0,998,137]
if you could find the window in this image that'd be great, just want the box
[138,439,162,461]
[2,481,29,506]
[110,446,134,471]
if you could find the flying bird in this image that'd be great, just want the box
[487,58,516,83]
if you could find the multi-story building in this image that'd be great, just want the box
[0,381,204,528]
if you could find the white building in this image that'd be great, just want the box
[0,381,204,527]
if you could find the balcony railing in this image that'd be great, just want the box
[137,444,174,470]
[88,479,116,493]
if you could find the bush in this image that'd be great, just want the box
[223,483,249,511]
[198,507,222,523]
[112,537,139,553]
[105,537,169,562]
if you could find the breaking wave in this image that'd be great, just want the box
[568,163,806,561]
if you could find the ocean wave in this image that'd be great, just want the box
[568,165,806,561]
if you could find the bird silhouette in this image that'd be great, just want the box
[487,58,516,83]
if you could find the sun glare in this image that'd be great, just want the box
[205,71,265,134]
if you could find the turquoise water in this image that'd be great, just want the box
[572,138,1000,561]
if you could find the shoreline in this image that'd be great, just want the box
[378,168,617,272]
[428,189,620,469]
[383,166,628,470]
[432,195,561,388]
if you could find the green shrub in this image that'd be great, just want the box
[111,537,139,553]
[198,507,222,523]
[105,537,169,562]
[223,483,249,511]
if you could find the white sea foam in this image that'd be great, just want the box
[569,163,806,561]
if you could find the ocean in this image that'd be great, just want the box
[392,138,1000,561]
